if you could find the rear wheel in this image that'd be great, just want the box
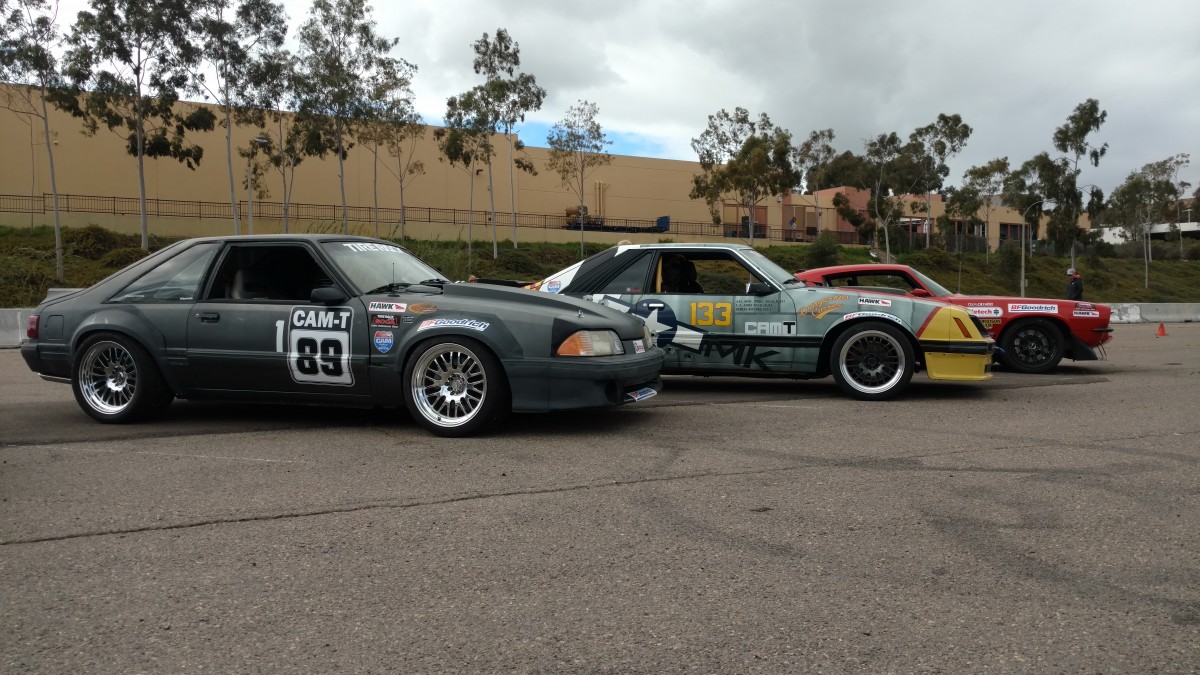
[72,332,173,423]
[1000,319,1064,373]
[829,321,915,401]
[403,337,509,437]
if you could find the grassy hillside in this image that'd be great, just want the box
[2,223,1198,307]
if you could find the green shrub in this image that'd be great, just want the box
[803,232,840,269]
[65,225,120,260]
[100,247,149,270]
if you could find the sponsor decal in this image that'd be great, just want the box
[633,339,646,354]
[401,315,415,323]
[407,303,438,314]
[369,301,407,313]
[417,318,490,332]
[626,386,658,402]
[546,280,562,293]
[1074,309,1101,318]
[981,319,1001,330]
[858,296,892,307]
[1008,303,1057,313]
[342,242,403,253]
[841,311,903,324]
[745,321,797,335]
[967,302,996,307]
[373,330,394,353]
[284,306,354,386]
[797,294,850,319]
[1075,302,1097,311]
[968,306,1003,318]
[371,314,399,327]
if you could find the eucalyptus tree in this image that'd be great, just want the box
[189,0,287,235]
[61,0,216,250]
[547,100,612,257]
[254,48,304,232]
[434,120,488,271]
[1,0,68,278]
[468,28,546,248]
[382,115,426,242]
[1107,154,1191,287]
[910,113,972,246]
[792,128,835,236]
[355,75,419,238]
[294,0,414,234]
[959,157,1010,259]
[690,107,797,245]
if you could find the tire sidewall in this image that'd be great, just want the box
[829,321,915,401]
[1000,319,1063,374]
[71,332,165,423]
[402,336,509,437]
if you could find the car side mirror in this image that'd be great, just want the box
[311,286,347,304]
[910,288,931,298]
[746,282,775,296]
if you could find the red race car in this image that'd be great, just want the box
[795,264,1113,374]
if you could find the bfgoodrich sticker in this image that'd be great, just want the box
[417,318,490,332]
[1008,303,1057,313]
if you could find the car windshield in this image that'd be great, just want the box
[321,241,447,292]
[909,268,953,297]
[739,248,797,285]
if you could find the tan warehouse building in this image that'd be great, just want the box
[1,84,1046,249]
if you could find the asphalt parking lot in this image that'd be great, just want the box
[1,322,1197,671]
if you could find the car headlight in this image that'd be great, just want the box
[557,330,626,357]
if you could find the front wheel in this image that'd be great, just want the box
[1000,319,1064,373]
[403,337,509,437]
[829,321,915,401]
[72,332,173,423]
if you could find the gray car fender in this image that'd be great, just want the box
[70,306,186,394]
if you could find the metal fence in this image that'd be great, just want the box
[2,192,873,244]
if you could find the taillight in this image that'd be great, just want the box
[26,314,39,339]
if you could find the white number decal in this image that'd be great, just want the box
[288,306,354,386]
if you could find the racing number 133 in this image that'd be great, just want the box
[690,301,732,327]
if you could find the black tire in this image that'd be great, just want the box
[71,332,173,423]
[402,337,510,437]
[999,319,1064,374]
[829,321,915,401]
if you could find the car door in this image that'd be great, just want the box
[184,242,370,402]
[593,250,795,374]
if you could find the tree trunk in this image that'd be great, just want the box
[488,160,498,259]
[397,154,407,242]
[134,94,148,251]
[39,89,63,281]
[578,159,585,258]
[508,133,517,248]
[467,163,475,275]
[336,116,348,234]
[372,140,379,238]
[225,104,240,235]
[278,115,290,233]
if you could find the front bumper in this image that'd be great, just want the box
[920,340,995,382]
[504,348,666,412]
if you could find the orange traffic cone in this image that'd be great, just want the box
[1156,322,1167,337]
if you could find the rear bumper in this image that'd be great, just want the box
[21,341,72,381]
[504,348,666,412]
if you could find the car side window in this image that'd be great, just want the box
[596,253,655,295]
[692,255,765,295]
[109,243,219,303]
[207,244,330,302]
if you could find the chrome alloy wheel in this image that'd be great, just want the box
[409,342,488,429]
[837,329,906,395]
[78,340,140,416]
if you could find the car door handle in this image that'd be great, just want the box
[646,302,665,309]
[197,312,220,323]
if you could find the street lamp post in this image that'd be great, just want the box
[246,136,270,235]
[1020,199,1052,298]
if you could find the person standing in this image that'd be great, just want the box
[1066,267,1084,300]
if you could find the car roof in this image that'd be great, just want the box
[610,242,755,252]
[183,233,392,245]
[799,263,914,276]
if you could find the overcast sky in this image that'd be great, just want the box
[53,0,1200,195]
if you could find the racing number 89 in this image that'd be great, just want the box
[296,337,343,377]
[690,301,732,327]
[289,329,353,385]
